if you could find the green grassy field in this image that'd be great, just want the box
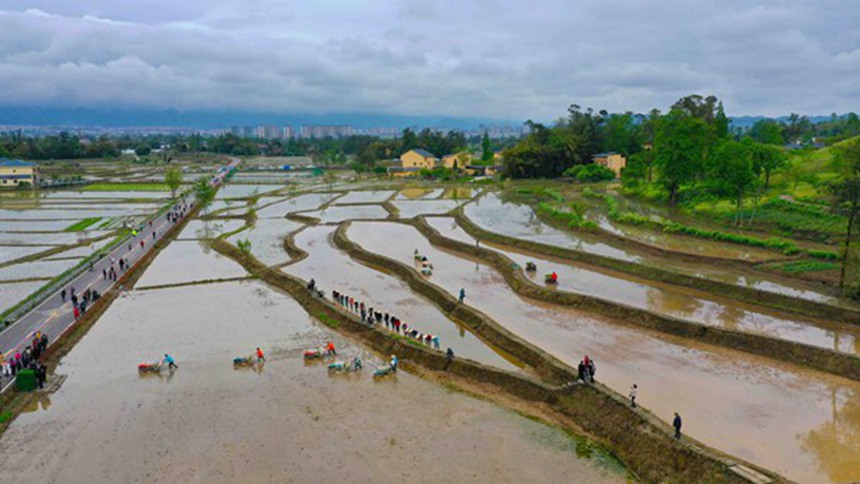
[64,217,102,232]
[81,183,170,192]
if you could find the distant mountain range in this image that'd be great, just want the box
[0,106,848,131]
[729,115,840,129]
[0,106,521,130]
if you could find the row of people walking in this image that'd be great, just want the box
[330,289,441,350]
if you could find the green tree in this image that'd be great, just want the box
[164,167,183,198]
[481,132,493,162]
[714,102,729,139]
[603,112,641,155]
[134,144,151,156]
[708,140,756,223]
[193,176,216,214]
[749,119,785,145]
[830,139,860,292]
[654,110,710,204]
[747,140,787,188]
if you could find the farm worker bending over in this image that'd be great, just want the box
[163,354,178,370]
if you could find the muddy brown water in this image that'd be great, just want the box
[281,225,523,373]
[0,281,625,483]
[348,221,860,484]
[395,188,444,200]
[425,217,860,356]
[465,193,858,309]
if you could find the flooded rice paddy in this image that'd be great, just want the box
[0,280,626,483]
[214,183,284,199]
[395,187,444,200]
[5,181,860,483]
[391,199,462,219]
[298,204,390,223]
[425,217,860,355]
[177,218,246,240]
[135,240,247,288]
[0,258,80,282]
[334,190,395,204]
[256,192,339,217]
[0,280,46,313]
[282,225,523,372]
[465,193,853,308]
[347,220,860,484]
[228,218,305,266]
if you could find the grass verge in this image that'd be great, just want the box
[64,217,102,232]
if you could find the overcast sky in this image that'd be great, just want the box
[0,0,857,121]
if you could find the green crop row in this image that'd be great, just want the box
[774,260,840,273]
[63,217,102,232]
[536,202,597,230]
[583,187,841,260]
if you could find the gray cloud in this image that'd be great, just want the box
[0,0,858,120]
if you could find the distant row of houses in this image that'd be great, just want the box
[387,149,505,177]
[0,158,39,187]
[387,149,628,178]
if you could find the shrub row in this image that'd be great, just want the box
[535,202,597,230]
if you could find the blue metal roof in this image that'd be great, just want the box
[0,158,36,167]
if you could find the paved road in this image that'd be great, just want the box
[0,158,239,390]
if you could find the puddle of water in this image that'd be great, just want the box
[392,200,461,219]
[395,188,444,200]
[299,205,389,223]
[466,193,854,308]
[425,217,860,355]
[215,184,283,199]
[228,218,304,266]
[347,221,860,484]
[135,240,247,288]
[0,280,626,483]
[0,280,46,313]
[257,193,338,218]
[177,218,246,240]
[282,225,523,372]
[335,190,396,204]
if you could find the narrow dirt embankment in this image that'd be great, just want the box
[210,230,784,483]
[410,216,860,382]
[453,206,860,324]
